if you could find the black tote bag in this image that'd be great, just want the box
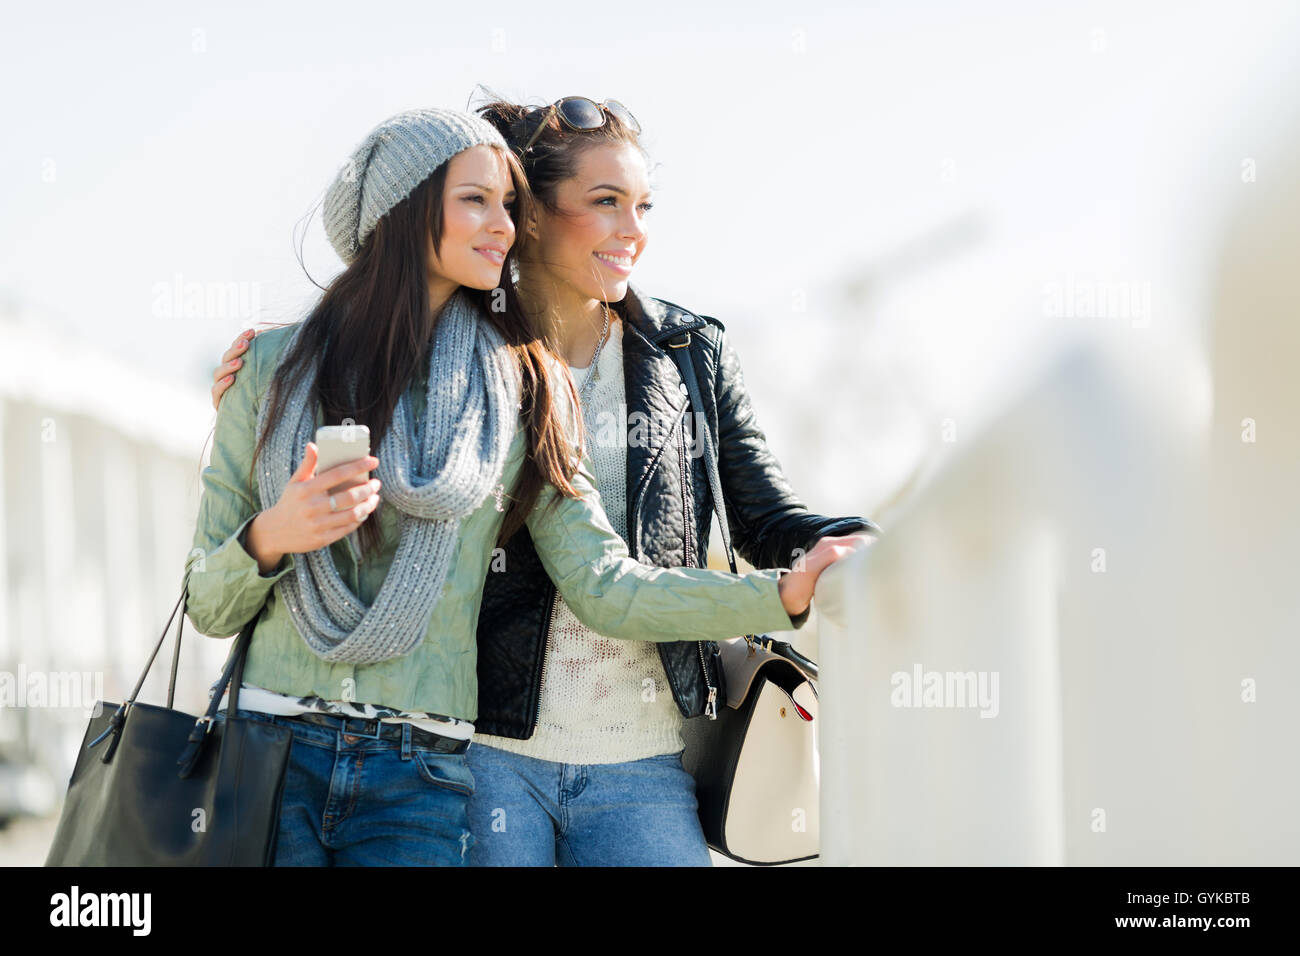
[45,571,292,866]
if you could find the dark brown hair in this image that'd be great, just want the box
[473,94,646,214]
[249,143,581,557]
[472,91,649,449]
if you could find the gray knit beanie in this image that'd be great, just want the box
[323,107,509,265]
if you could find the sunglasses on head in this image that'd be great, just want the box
[519,97,641,155]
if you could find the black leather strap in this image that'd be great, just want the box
[85,559,262,776]
[126,573,191,712]
[176,617,256,777]
[92,571,197,762]
[167,586,184,709]
[666,332,738,574]
[666,332,818,664]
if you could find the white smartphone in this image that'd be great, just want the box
[315,424,373,562]
[315,424,372,492]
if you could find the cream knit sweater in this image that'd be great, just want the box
[473,317,686,764]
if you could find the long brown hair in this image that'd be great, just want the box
[249,144,581,556]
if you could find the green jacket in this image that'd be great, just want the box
[183,323,801,721]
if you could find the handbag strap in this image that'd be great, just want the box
[665,332,738,574]
[121,569,190,713]
[115,566,254,714]
[175,613,255,777]
[666,331,820,676]
[92,559,261,775]
[167,585,185,709]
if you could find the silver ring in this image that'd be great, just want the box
[329,494,338,513]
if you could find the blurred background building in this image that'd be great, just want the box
[0,297,221,856]
[2,0,1297,864]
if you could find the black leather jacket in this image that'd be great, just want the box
[473,286,877,738]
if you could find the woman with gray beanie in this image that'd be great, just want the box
[185,107,861,866]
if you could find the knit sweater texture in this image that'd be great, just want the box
[474,318,686,764]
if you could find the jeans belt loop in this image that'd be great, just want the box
[343,714,385,741]
[400,721,412,760]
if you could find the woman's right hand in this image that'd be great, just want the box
[244,443,382,573]
[776,534,871,619]
[212,329,255,411]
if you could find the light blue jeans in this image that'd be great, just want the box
[465,743,712,866]
[215,708,476,866]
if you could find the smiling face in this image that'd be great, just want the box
[426,144,518,312]
[527,142,652,306]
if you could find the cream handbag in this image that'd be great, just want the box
[679,634,821,864]
[669,332,822,865]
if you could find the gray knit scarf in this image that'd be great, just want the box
[255,288,521,664]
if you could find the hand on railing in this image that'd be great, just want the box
[776,534,874,618]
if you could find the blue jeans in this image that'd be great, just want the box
[465,743,712,866]
[215,708,476,866]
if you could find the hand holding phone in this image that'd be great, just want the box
[243,426,381,571]
[314,424,373,494]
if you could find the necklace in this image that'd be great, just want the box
[576,300,611,407]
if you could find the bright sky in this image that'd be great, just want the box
[3,0,1297,512]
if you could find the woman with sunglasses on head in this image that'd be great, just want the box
[465,96,875,866]
[188,107,859,867]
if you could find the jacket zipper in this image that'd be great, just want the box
[680,385,718,720]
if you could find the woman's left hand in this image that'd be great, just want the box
[212,328,257,411]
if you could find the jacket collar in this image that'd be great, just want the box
[616,284,709,345]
